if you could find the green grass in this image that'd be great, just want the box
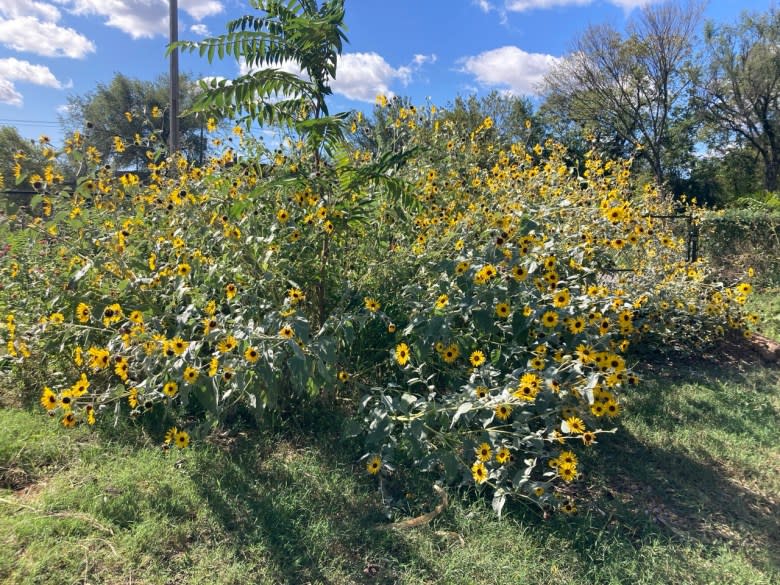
[747,288,780,341]
[2,349,778,585]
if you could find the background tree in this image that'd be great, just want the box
[441,91,542,147]
[348,95,420,156]
[60,73,209,170]
[695,8,780,192]
[0,126,50,188]
[543,0,704,188]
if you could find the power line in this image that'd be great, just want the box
[0,118,60,126]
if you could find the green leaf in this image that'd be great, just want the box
[492,488,507,519]
[451,401,472,428]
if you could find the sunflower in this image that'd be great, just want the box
[288,288,305,304]
[114,358,129,381]
[495,447,511,465]
[565,416,586,434]
[471,461,488,484]
[560,500,577,514]
[495,404,512,421]
[552,288,571,308]
[558,462,577,483]
[171,337,189,356]
[174,429,190,449]
[202,317,218,335]
[475,442,492,462]
[338,370,350,382]
[469,350,486,367]
[183,366,199,384]
[40,386,58,410]
[87,346,110,370]
[244,347,260,363]
[225,283,238,300]
[162,381,178,397]
[364,297,381,312]
[514,383,539,402]
[434,294,449,310]
[102,303,123,327]
[395,342,410,366]
[541,311,559,328]
[217,335,239,352]
[559,450,578,466]
[278,325,294,339]
[70,374,89,397]
[442,344,459,364]
[495,302,511,318]
[604,400,621,417]
[366,455,382,475]
[568,317,586,334]
[511,265,528,281]
[76,302,91,323]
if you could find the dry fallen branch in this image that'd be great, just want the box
[379,484,448,531]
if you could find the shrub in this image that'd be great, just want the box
[0,104,756,516]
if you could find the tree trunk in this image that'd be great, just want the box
[763,154,779,192]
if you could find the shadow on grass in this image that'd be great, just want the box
[579,418,780,574]
[185,405,433,584]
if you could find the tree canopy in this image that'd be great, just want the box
[60,73,208,170]
[696,8,780,192]
[542,1,704,187]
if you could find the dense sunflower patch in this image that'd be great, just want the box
[0,103,756,515]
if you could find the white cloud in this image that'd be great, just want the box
[180,0,222,21]
[459,46,561,95]
[0,78,23,106]
[610,0,658,9]
[505,0,656,11]
[237,51,436,104]
[67,0,166,38]
[0,16,95,58]
[505,0,589,10]
[66,0,223,39]
[331,52,413,102]
[0,57,64,106]
[473,0,494,12]
[0,57,62,87]
[190,23,209,36]
[0,0,61,21]
[413,54,437,66]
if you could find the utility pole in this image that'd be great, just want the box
[169,0,180,154]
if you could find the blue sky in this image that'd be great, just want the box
[0,0,772,143]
